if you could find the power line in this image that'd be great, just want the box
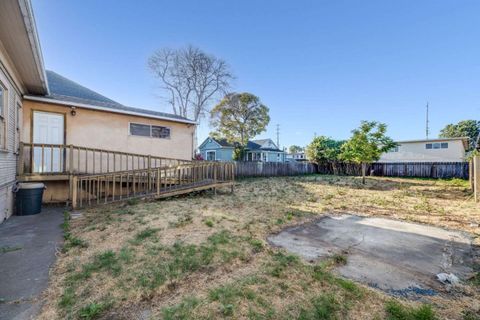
[276,124,280,147]
[426,102,430,140]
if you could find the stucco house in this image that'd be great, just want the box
[198,137,285,162]
[0,0,196,221]
[378,137,468,163]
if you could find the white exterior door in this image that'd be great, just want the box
[33,111,64,173]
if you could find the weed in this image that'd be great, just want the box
[127,198,140,206]
[162,297,200,320]
[65,236,88,250]
[205,219,214,227]
[207,230,231,245]
[385,300,437,320]
[268,251,300,277]
[249,238,264,253]
[169,213,193,228]
[119,247,134,263]
[297,294,339,320]
[58,286,75,309]
[462,309,480,320]
[332,254,347,266]
[335,278,363,298]
[79,301,109,320]
[131,228,158,245]
[0,246,22,254]
[74,250,121,281]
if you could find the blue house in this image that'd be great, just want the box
[198,137,285,162]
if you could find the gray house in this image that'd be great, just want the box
[198,137,285,162]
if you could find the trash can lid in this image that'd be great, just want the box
[17,182,45,189]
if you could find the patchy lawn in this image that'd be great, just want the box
[39,175,479,319]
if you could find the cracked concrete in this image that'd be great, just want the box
[268,214,475,297]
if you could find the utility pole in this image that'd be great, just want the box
[426,102,430,140]
[276,124,280,147]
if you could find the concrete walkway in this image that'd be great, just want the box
[0,207,64,320]
[269,214,475,298]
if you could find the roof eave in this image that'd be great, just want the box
[18,0,49,95]
[24,95,197,125]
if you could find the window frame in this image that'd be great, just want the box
[0,80,7,150]
[128,122,171,139]
[206,150,216,161]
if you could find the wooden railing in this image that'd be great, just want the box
[18,142,191,176]
[71,162,235,208]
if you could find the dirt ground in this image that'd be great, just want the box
[38,175,480,319]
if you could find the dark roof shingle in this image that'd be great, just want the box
[37,71,194,123]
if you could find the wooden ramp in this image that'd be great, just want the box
[72,162,235,208]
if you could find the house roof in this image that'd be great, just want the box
[247,139,283,152]
[0,0,48,94]
[214,138,236,147]
[24,71,196,124]
[199,137,236,149]
[396,137,469,150]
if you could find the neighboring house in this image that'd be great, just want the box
[0,0,196,220]
[378,138,468,163]
[245,139,285,162]
[286,152,306,162]
[199,137,285,162]
[198,137,236,161]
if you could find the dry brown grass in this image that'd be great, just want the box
[39,175,479,319]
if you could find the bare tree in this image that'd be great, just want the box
[148,46,234,122]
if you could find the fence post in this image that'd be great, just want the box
[157,167,160,195]
[469,158,474,190]
[213,163,217,195]
[17,142,24,175]
[69,145,74,174]
[72,176,78,209]
[148,155,152,190]
[474,155,480,203]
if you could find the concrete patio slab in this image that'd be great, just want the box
[0,207,64,320]
[268,214,475,297]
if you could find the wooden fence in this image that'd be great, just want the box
[317,162,469,179]
[472,155,480,202]
[234,161,317,178]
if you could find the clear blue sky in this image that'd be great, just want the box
[32,0,480,149]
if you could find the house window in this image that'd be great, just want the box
[262,153,267,162]
[0,84,6,149]
[206,150,216,161]
[129,123,171,139]
[390,146,399,152]
[277,153,281,161]
[426,142,447,150]
[152,125,170,138]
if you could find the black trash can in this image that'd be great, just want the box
[14,183,45,216]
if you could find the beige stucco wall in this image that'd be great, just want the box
[378,140,466,163]
[22,100,195,160]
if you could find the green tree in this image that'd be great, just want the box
[210,92,270,160]
[288,145,304,154]
[340,121,396,184]
[305,136,344,163]
[439,120,480,151]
